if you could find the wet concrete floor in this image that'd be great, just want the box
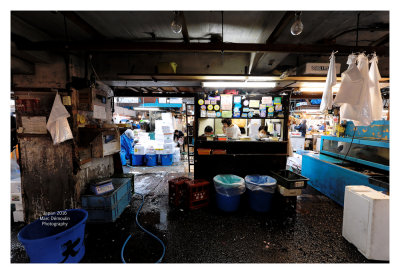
[11,167,385,263]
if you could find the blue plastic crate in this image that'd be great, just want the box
[81,178,131,210]
[85,192,131,223]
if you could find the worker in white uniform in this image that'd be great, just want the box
[222,118,241,139]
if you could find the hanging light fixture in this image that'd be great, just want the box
[171,11,182,34]
[290,11,304,36]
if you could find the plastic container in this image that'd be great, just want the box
[145,154,157,166]
[213,174,245,212]
[164,142,176,151]
[160,154,173,166]
[82,178,132,223]
[133,144,146,155]
[270,169,309,189]
[131,154,144,166]
[245,175,277,212]
[17,209,88,263]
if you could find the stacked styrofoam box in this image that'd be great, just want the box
[11,177,24,222]
[155,118,175,156]
[342,186,389,261]
[133,144,146,155]
[173,147,181,163]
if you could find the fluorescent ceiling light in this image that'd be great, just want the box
[133,107,160,111]
[202,82,276,88]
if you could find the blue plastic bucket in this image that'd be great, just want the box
[215,192,241,212]
[160,154,173,166]
[145,154,157,166]
[247,190,274,212]
[131,154,144,166]
[17,209,88,263]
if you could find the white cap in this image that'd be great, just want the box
[124,129,135,139]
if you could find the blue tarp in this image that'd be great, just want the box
[120,134,134,165]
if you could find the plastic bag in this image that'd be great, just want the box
[245,175,276,193]
[334,54,363,106]
[339,54,373,126]
[369,54,383,121]
[213,174,245,196]
[320,52,337,112]
[46,93,73,144]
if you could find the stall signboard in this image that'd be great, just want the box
[274,97,282,105]
[205,100,210,105]
[207,105,214,111]
[216,112,221,117]
[242,108,250,112]
[221,110,232,118]
[198,99,204,105]
[249,100,260,108]
[260,110,266,117]
[241,113,248,118]
[275,104,283,111]
[233,112,241,118]
[207,111,216,118]
[262,96,273,106]
[214,105,220,111]
[200,110,207,117]
[234,96,241,104]
[220,95,233,110]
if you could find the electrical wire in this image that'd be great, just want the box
[121,192,166,264]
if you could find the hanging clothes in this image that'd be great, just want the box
[339,54,373,126]
[320,51,337,112]
[334,54,363,106]
[369,53,383,121]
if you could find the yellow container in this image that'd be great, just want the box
[157,62,177,74]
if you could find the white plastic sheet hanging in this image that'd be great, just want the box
[46,92,73,145]
[334,54,363,105]
[320,51,337,112]
[369,53,383,121]
[339,54,373,126]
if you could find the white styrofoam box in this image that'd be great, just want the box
[290,136,305,151]
[13,210,24,222]
[12,203,23,211]
[156,149,164,155]
[173,153,181,163]
[155,133,174,143]
[146,147,156,155]
[161,125,173,134]
[164,142,176,151]
[342,186,389,261]
[164,148,174,154]
[174,147,180,154]
[133,144,146,155]
[11,193,22,204]
[11,178,22,193]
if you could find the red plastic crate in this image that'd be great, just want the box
[185,179,210,210]
[168,177,192,207]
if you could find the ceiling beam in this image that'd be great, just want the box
[180,12,190,44]
[370,33,389,47]
[15,40,389,56]
[59,11,104,39]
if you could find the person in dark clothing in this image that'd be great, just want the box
[295,120,307,137]
[174,129,185,147]
[202,126,214,137]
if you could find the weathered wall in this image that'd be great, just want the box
[19,136,76,222]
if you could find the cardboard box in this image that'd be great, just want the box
[11,193,22,204]
[13,210,24,222]
[11,179,21,193]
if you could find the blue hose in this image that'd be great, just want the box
[121,192,166,263]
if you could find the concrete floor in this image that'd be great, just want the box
[11,165,385,263]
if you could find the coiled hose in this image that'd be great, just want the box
[121,192,166,263]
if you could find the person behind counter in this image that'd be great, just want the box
[295,120,307,137]
[221,118,241,139]
[202,126,214,137]
[258,125,270,139]
[120,129,135,166]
